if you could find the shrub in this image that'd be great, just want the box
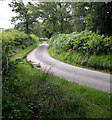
[39,37,48,42]
[50,30,112,55]
[2,54,31,119]
[2,30,39,57]
[29,34,39,43]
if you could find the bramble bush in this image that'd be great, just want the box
[2,51,32,119]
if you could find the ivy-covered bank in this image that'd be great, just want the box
[49,30,112,73]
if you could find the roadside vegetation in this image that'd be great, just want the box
[2,1,112,119]
[2,29,111,119]
[2,30,39,57]
[49,30,112,73]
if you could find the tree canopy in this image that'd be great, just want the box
[82,2,112,36]
[9,1,37,34]
[9,1,112,37]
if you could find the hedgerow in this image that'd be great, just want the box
[50,30,112,55]
[2,30,39,118]
[2,30,39,57]
[49,30,112,71]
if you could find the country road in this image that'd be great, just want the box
[27,43,111,93]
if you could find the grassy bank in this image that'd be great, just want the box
[2,44,111,119]
[49,46,111,74]
[49,31,112,73]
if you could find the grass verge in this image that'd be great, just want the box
[9,44,111,118]
[48,46,111,74]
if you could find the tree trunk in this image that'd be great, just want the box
[59,3,63,34]
[60,19,63,34]
[26,20,29,34]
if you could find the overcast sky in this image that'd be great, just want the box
[0,0,16,28]
[0,0,36,29]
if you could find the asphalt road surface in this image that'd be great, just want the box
[27,43,111,93]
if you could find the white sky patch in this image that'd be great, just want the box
[0,0,16,28]
[0,0,37,29]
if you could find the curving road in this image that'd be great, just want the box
[26,43,111,93]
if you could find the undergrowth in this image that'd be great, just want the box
[2,29,111,118]
[49,30,112,73]
[2,44,111,119]
[49,47,112,74]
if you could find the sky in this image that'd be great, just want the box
[0,0,16,29]
[0,0,36,29]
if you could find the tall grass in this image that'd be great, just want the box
[49,47,112,73]
[2,44,85,119]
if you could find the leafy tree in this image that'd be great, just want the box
[71,3,86,32]
[32,2,72,38]
[56,2,72,33]
[82,2,112,36]
[9,1,37,34]
[9,1,112,37]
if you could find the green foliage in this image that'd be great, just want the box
[39,37,48,42]
[2,43,110,118]
[3,27,14,32]
[50,47,112,72]
[29,34,39,43]
[10,2,73,38]
[24,73,85,118]
[71,3,86,32]
[9,1,38,34]
[50,30,112,55]
[49,30,112,71]
[9,1,112,37]
[2,31,39,119]
[78,2,112,36]
[44,2,72,34]
[2,30,39,57]
[2,54,31,119]
[2,44,85,119]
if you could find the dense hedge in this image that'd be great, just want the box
[2,30,39,57]
[2,30,39,118]
[49,30,112,71]
[50,30,112,55]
